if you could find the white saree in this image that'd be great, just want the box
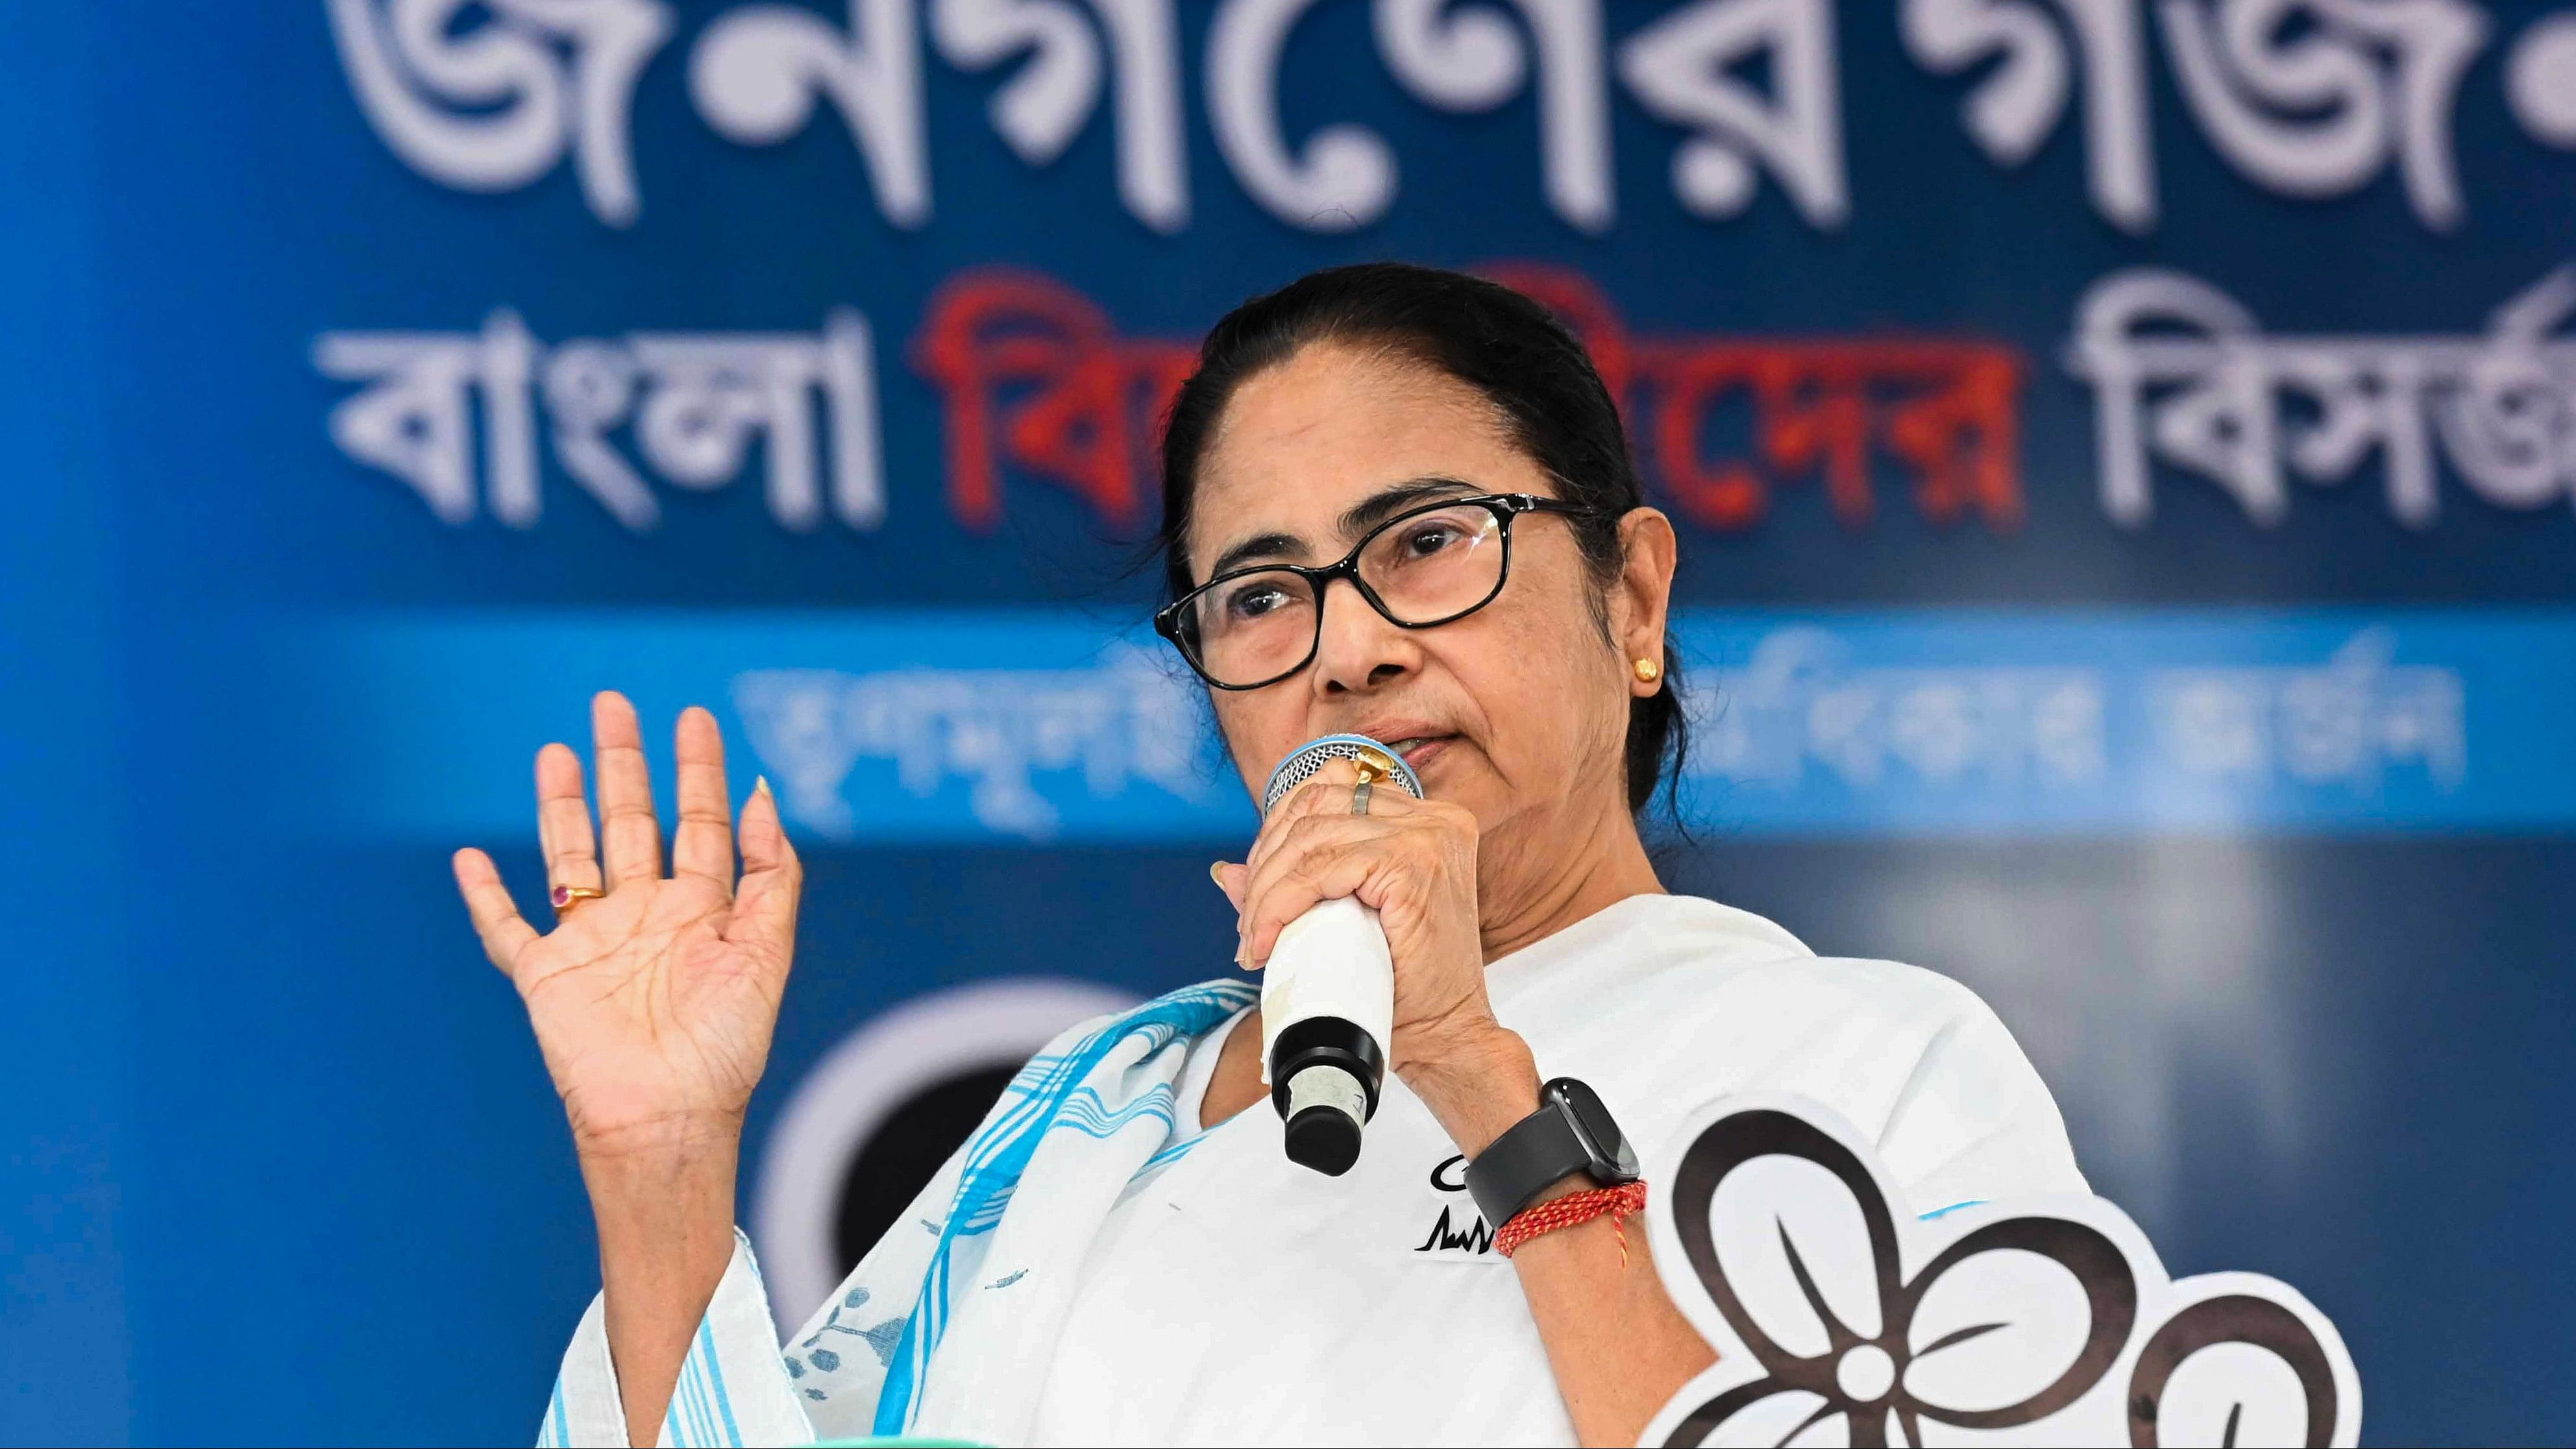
[537,896,2088,1448]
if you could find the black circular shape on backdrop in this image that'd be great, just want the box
[831,1062,1021,1274]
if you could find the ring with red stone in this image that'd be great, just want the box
[550,884,605,912]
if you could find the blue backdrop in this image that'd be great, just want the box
[5,1,2574,1443]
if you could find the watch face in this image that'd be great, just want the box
[1548,1078,1641,1182]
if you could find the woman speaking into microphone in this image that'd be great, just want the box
[453,264,2087,1448]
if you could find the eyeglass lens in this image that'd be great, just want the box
[1183,502,1508,687]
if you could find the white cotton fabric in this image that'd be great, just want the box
[540,894,2087,1448]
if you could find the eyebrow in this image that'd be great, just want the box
[1201,476,1484,582]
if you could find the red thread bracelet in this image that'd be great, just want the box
[1493,1180,1650,1263]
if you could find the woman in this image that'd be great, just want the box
[453,263,2085,1448]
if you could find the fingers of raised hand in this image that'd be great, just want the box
[670,706,734,889]
[592,690,662,884]
[453,847,538,976]
[535,741,604,910]
[727,776,803,959]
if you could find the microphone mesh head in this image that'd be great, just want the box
[1262,733,1426,816]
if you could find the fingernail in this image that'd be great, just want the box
[1208,860,1226,888]
[754,774,772,798]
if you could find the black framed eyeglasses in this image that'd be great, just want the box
[1154,492,1597,690]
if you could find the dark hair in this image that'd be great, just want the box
[1153,262,1687,819]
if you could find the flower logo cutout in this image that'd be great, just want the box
[1639,1096,2360,1448]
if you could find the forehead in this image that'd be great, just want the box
[1184,343,1543,568]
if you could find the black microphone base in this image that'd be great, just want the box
[1270,1016,1385,1177]
[1283,1097,1364,1176]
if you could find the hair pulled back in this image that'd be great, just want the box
[1153,262,1687,818]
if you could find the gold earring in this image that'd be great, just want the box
[1633,657,1662,683]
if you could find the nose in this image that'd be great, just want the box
[1309,576,1417,697]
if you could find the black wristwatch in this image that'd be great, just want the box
[1464,1077,1640,1226]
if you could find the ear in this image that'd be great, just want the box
[1613,507,1678,694]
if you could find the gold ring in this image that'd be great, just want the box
[1351,781,1373,816]
[550,884,605,910]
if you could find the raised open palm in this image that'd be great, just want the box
[452,692,801,1160]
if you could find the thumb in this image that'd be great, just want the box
[1209,860,1247,912]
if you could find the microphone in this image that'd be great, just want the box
[1256,733,1425,1176]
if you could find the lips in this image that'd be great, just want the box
[1336,721,1458,774]
[1377,734,1454,767]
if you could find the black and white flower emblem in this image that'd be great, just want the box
[1642,1098,2359,1448]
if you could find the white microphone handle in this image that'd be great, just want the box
[1257,895,1395,1087]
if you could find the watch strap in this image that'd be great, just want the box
[1466,1091,1595,1225]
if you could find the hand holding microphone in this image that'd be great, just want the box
[1213,733,1536,1176]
